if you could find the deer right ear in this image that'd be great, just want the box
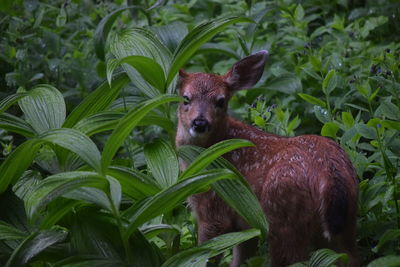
[224,50,268,91]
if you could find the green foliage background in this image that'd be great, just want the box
[0,0,399,266]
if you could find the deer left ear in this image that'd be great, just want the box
[224,50,268,91]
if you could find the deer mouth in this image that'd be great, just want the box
[189,118,210,137]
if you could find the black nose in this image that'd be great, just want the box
[192,118,209,133]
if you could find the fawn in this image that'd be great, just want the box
[175,51,359,267]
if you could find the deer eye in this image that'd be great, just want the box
[183,95,190,105]
[216,96,225,108]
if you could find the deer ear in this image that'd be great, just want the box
[224,50,268,91]
[179,69,188,79]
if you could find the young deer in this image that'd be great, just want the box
[176,51,359,267]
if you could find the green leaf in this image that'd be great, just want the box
[313,105,330,123]
[376,100,400,120]
[0,93,27,114]
[294,4,304,21]
[265,74,302,94]
[355,123,377,139]
[321,122,340,138]
[162,229,260,267]
[6,227,68,267]
[18,85,66,134]
[107,56,166,92]
[298,93,326,108]
[63,73,129,128]
[180,139,254,180]
[0,221,27,240]
[40,128,102,173]
[106,166,160,200]
[73,111,123,136]
[140,224,180,239]
[322,69,337,95]
[110,28,172,97]
[123,169,236,239]
[341,112,354,128]
[94,6,147,61]
[367,255,400,267]
[0,113,35,137]
[0,139,43,194]
[144,138,179,188]
[166,16,253,87]
[101,94,180,173]
[373,229,400,253]
[381,120,400,130]
[307,248,348,267]
[151,21,188,52]
[25,171,108,220]
[40,199,79,229]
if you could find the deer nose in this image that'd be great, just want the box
[192,118,209,133]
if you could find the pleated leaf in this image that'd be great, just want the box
[5,227,68,267]
[101,94,180,173]
[107,56,165,92]
[144,138,179,188]
[366,256,400,267]
[180,139,254,180]
[63,73,129,128]
[308,248,348,267]
[94,5,147,61]
[73,111,123,136]
[123,169,236,239]
[163,229,260,267]
[0,139,43,194]
[40,128,102,173]
[0,92,27,113]
[18,85,66,134]
[25,171,108,220]
[106,166,160,200]
[166,16,253,87]
[110,28,171,97]
[0,221,27,241]
[0,113,35,137]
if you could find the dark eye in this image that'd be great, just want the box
[183,95,190,105]
[216,97,225,108]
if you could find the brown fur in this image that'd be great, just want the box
[176,52,359,267]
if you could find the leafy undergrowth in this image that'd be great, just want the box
[0,0,399,266]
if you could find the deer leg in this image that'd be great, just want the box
[230,237,259,267]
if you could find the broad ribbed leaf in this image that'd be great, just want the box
[0,93,27,113]
[107,56,165,92]
[308,248,348,267]
[144,138,179,188]
[163,229,260,267]
[198,43,240,59]
[367,255,400,267]
[40,128,102,173]
[178,145,268,236]
[123,169,236,239]
[180,139,254,180]
[5,227,68,267]
[0,113,35,137]
[73,111,123,136]
[18,85,66,134]
[0,139,43,194]
[0,221,27,240]
[25,171,108,220]
[94,6,147,61]
[151,21,188,52]
[166,16,254,87]
[106,166,160,200]
[63,73,129,128]
[101,94,180,172]
[110,28,171,97]
[140,224,179,239]
[40,198,79,229]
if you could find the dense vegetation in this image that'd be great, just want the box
[0,0,399,266]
